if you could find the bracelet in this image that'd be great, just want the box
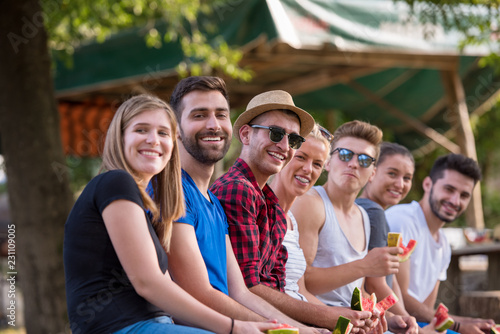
[451,322,461,332]
[229,318,234,334]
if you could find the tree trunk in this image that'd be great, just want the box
[0,1,74,333]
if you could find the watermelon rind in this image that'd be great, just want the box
[351,287,376,311]
[387,233,417,262]
[490,324,500,334]
[387,232,402,247]
[435,317,454,332]
[333,316,352,334]
[434,303,454,332]
[351,287,363,311]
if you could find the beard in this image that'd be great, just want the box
[179,128,231,165]
[428,186,462,223]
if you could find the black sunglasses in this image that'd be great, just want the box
[318,125,333,142]
[332,147,376,168]
[250,124,305,149]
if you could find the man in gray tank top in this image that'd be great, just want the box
[292,121,418,334]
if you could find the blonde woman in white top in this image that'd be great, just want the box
[269,124,373,333]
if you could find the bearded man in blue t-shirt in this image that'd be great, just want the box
[165,76,317,332]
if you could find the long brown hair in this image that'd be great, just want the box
[101,94,185,251]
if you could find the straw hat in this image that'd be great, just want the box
[233,90,315,141]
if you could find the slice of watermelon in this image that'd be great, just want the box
[490,324,500,334]
[373,292,399,317]
[333,316,354,334]
[434,303,454,332]
[387,232,417,262]
[267,323,299,333]
[351,287,376,312]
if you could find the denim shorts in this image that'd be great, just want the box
[114,316,214,333]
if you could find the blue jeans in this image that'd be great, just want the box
[417,322,459,334]
[114,316,214,333]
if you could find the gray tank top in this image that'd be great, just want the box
[313,186,371,307]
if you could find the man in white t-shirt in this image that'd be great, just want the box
[386,153,494,334]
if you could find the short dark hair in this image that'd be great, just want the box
[169,76,229,122]
[429,153,482,184]
[377,142,414,167]
[330,120,383,158]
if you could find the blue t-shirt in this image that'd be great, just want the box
[64,170,168,334]
[176,170,229,294]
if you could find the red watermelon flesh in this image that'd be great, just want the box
[434,303,454,332]
[387,232,417,262]
[373,293,399,317]
[351,287,377,311]
[490,324,500,334]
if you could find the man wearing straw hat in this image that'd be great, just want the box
[211,90,372,331]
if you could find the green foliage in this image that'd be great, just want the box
[42,0,252,80]
[473,98,500,227]
[395,0,500,72]
[479,53,500,75]
[66,156,101,195]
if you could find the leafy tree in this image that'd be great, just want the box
[395,0,500,72]
[472,99,500,228]
[0,1,246,332]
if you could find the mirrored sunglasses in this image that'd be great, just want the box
[332,147,376,168]
[250,124,305,149]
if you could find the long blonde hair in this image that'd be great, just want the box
[101,94,185,251]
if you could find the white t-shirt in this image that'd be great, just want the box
[386,201,451,303]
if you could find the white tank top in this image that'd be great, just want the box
[283,211,308,301]
[313,186,371,307]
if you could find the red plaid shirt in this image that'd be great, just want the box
[210,158,288,291]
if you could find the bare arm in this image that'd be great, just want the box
[249,283,372,332]
[391,276,406,310]
[224,237,303,324]
[168,223,265,321]
[103,200,233,333]
[450,315,494,334]
[395,260,435,322]
[296,276,324,306]
[397,262,493,334]
[293,192,400,295]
